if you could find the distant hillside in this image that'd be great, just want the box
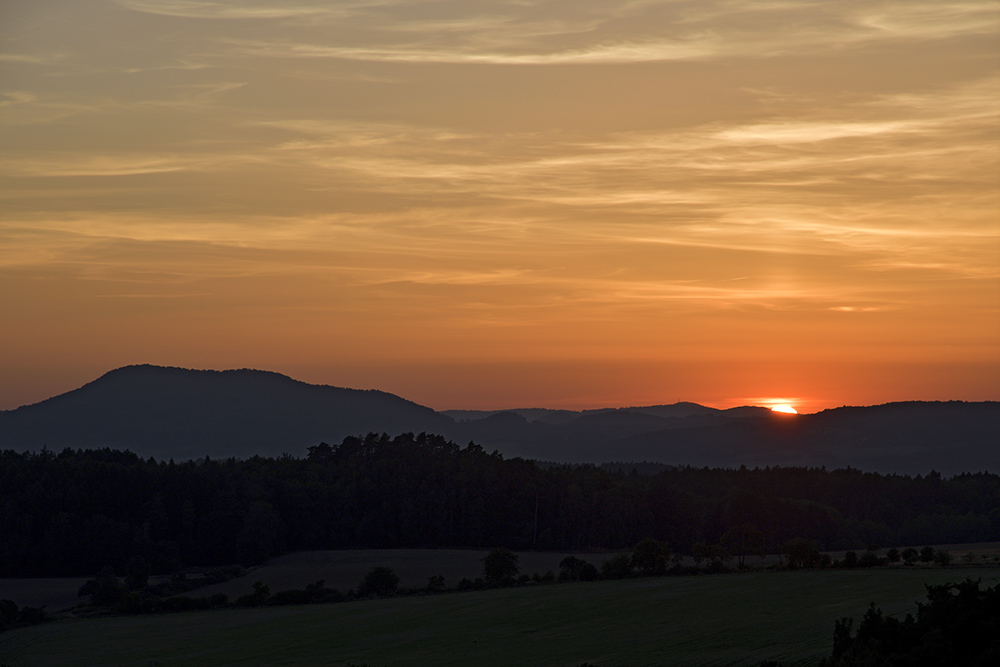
[1,365,997,474]
[0,365,455,460]
[583,401,1000,476]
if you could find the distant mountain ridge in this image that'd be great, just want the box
[1,365,997,474]
[0,365,453,461]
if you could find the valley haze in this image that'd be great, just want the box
[1,365,996,476]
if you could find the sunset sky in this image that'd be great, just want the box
[1,0,998,413]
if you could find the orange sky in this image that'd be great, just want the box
[1,1,998,413]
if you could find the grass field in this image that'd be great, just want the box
[3,567,998,667]
[195,548,607,601]
[0,549,607,613]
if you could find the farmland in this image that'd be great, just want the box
[3,565,998,667]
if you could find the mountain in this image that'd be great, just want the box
[579,401,1000,476]
[1,365,997,474]
[0,365,455,460]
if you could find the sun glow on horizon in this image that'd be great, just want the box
[771,404,798,414]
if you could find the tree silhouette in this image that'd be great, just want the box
[631,538,669,575]
[482,548,519,586]
[358,566,400,597]
[823,579,1000,665]
[722,524,766,569]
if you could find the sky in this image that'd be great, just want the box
[1,0,998,413]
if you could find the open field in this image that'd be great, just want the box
[5,544,998,614]
[0,549,609,613]
[3,567,998,667]
[195,548,608,602]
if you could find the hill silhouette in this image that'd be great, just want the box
[0,365,454,460]
[1,365,997,474]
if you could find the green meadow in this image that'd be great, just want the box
[3,567,997,667]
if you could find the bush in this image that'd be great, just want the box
[15,606,48,626]
[235,581,270,607]
[79,567,125,607]
[823,579,1000,665]
[358,566,400,597]
[268,589,314,606]
[782,538,820,569]
[600,553,633,579]
[457,578,476,591]
[0,600,17,632]
[858,550,881,568]
[933,550,952,567]
[124,556,150,591]
[631,538,670,575]
[706,558,729,574]
[482,548,519,587]
[559,556,599,582]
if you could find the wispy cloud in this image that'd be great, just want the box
[203,1,999,66]
[2,0,996,396]
[0,153,222,177]
[0,54,55,64]
[224,37,722,65]
[114,0,363,20]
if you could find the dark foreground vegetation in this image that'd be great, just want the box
[3,568,998,667]
[823,578,1000,666]
[3,432,1000,578]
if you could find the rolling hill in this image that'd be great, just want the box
[0,365,453,461]
[1,365,996,474]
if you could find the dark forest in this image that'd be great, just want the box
[2,432,998,577]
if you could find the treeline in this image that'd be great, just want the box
[821,579,1000,666]
[2,432,999,577]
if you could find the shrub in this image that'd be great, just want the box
[858,550,881,568]
[358,566,400,597]
[631,538,669,575]
[79,567,125,607]
[15,607,48,626]
[268,589,314,606]
[823,579,999,665]
[482,548,519,587]
[235,581,270,607]
[600,553,633,579]
[559,556,599,582]
[0,600,17,632]
[782,538,820,569]
[933,550,952,567]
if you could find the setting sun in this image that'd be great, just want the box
[771,405,799,415]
